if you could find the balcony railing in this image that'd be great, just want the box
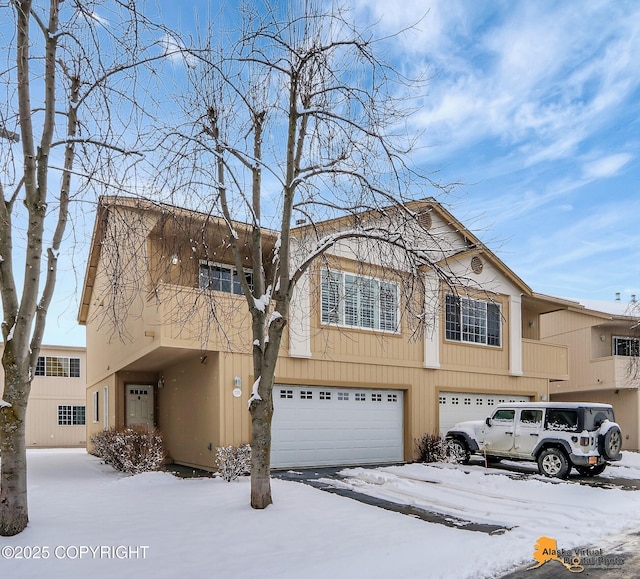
[522,339,569,380]
[586,356,640,389]
[148,283,253,353]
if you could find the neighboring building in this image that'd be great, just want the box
[79,197,569,470]
[0,344,87,447]
[541,298,640,451]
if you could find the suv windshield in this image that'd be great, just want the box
[583,407,616,430]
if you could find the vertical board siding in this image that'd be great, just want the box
[0,346,87,448]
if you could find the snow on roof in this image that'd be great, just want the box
[574,298,640,318]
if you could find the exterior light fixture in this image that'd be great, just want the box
[232,376,242,398]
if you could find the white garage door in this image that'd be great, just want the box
[439,391,531,436]
[271,385,404,468]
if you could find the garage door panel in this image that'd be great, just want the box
[271,385,403,468]
[438,391,531,436]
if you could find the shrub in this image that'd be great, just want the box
[91,427,166,474]
[216,444,251,481]
[415,433,447,463]
[415,433,463,463]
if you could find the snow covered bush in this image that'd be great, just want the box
[216,444,251,481]
[415,433,447,463]
[91,428,166,474]
[415,434,462,463]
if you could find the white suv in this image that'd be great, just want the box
[445,402,622,478]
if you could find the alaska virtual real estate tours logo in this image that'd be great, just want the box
[528,537,624,574]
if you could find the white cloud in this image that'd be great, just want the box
[75,7,110,27]
[160,34,197,68]
[583,153,633,180]
[354,0,640,172]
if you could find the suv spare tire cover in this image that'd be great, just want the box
[599,426,622,460]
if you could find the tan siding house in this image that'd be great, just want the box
[79,197,568,470]
[0,344,87,447]
[541,300,640,450]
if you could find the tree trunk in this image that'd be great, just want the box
[249,315,286,509]
[0,370,30,535]
[250,398,273,509]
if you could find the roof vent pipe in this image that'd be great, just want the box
[615,292,621,301]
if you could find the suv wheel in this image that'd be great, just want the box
[447,438,471,465]
[575,464,606,477]
[599,427,622,460]
[537,448,570,479]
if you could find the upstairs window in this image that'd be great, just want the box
[199,262,253,295]
[445,294,501,347]
[613,336,640,357]
[35,356,81,378]
[321,270,399,332]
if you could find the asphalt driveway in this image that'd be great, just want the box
[272,458,640,578]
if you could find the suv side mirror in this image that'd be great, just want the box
[485,417,492,427]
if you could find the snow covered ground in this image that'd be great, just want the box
[2,449,640,579]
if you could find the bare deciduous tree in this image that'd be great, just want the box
[137,1,475,509]
[0,0,177,536]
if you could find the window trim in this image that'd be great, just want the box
[103,386,109,430]
[320,269,400,333]
[445,294,502,347]
[92,391,100,424]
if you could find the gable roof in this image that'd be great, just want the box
[77,196,277,324]
[420,200,532,295]
[292,197,532,295]
[78,196,535,324]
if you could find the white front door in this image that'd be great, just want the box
[126,385,154,429]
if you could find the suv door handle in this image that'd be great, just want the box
[530,433,539,436]
[506,432,513,435]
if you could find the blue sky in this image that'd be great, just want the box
[350,0,640,304]
[29,0,640,346]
